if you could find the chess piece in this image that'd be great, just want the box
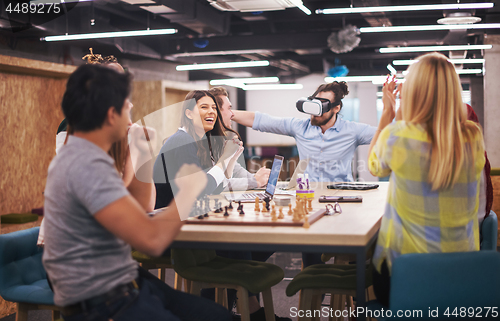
[271,209,277,222]
[288,203,293,216]
[278,206,284,219]
[197,215,204,219]
[239,208,245,215]
[262,198,268,212]
[204,213,209,217]
[264,197,271,211]
[228,201,233,209]
[271,204,276,216]
[254,197,260,212]
[303,215,310,228]
[223,206,229,217]
[307,199,313,211]
[237,201,243,211]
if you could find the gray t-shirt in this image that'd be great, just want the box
[42,136,138,307]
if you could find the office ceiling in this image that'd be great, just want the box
[1,0,499,82]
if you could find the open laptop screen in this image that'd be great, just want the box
[265,155,284,196]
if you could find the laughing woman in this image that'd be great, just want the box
[154,90,243,211]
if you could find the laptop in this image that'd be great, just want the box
[276,158,310,190]
[225,155,284,203]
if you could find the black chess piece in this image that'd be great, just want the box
[197,215,204,219]
[239,209,245,215]
[223,206,229,217]
[228,201,233,209]
[237,201,243,211]
[204,213,209,217]
[264,197,271,211]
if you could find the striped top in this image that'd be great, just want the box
[369,121,485,274]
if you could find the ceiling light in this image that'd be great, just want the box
[210,77,279,86]
[456,69,483,75]
[240,84,303,91]
[176,60,269,71]
[393,59,485,65]
[316,3,494,15]
[41,28,177,41]
[380,44,492,53]
[360,23,500,33]
[325,75,387,83]
[437,12,481,25]
[387,64,397,75]
[290,0,311,15]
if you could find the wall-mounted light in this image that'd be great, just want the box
[176,60,269,71]
[393,59,485,65]
[386,64,397,75]
[379,44,492,53]
[316,3,493,15]
[41,28,177,41]
[361,23,500,33]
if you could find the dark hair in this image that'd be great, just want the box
[312,81,349,111]
[62,64,132,132]
[181,90,239,168]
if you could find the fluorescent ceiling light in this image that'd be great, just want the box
[325,75,387,83]
[393,59,485,65]
[380,44,492,53]
[316,3,494,15]
[290,0,311,15]
[240,84,303,91]
[41,28,177,42]
[387,64,397,75]
[176,60,269,71]
[360,23,500,33]
[210,77,279,86]
[456,69,483,75]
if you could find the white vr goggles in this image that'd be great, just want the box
[296,96,339,116]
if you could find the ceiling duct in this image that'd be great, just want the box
[207,0,297,12]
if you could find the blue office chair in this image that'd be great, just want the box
[367,251,500,320]
[481,211,498,251]
[0,227,60,321]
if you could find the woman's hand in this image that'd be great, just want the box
[254,167,271,187]
[380,75,400,129]
[219,138,244,178]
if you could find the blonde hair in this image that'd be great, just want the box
[401,52,483,190]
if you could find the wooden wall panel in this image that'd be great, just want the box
[131,82,188,155]
[0,73,66,214]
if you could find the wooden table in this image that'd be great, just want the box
[172,182,389,321]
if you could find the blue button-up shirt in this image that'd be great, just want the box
[253,112,377,182]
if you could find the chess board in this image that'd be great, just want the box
[185,203,326,227]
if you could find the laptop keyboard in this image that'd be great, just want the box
[241,192,266,199]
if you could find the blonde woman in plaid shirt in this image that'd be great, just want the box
[368,52,485,306]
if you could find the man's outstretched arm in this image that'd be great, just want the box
[232,110,255,127]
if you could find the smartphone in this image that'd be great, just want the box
[318,195,363,203]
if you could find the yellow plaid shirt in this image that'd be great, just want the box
[369,121,485,274]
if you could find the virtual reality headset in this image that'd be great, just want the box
[296,96,335,116]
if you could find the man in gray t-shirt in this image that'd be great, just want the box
[43,135,137,306]
[43,64,230,321]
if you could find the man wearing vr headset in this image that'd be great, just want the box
[232,81,377,183]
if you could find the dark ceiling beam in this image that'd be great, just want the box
[162,31,332,56]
